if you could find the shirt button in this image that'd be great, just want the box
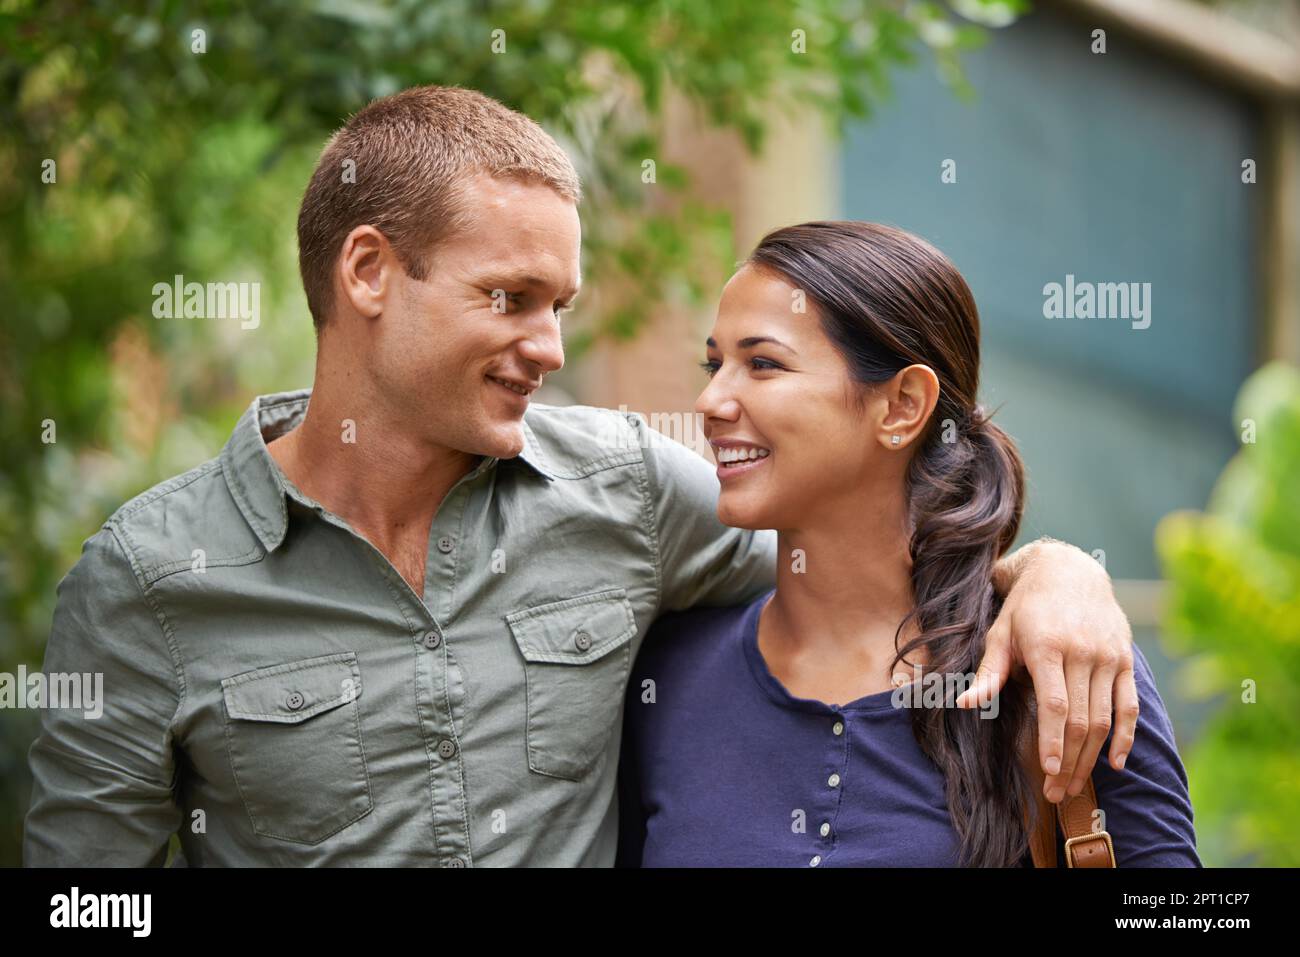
[820,822,831,837]
[286,692,305,711]
[437,536,454,554]
[810,855,822,867]
[445,857,466,868]
[832,720,844,736]
[437,738,457,759]
[827,773,841,788]
[422,631,442,650]
[574,630,592,652]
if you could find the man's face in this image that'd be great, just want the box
[370,173,580,460]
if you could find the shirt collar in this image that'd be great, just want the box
[220,389,554,554]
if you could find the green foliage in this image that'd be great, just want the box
[1156,362,1300,866]
[0,0,1021,865]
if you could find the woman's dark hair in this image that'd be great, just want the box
[748,221,1033,867]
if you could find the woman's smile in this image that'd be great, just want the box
[711,439,772,481]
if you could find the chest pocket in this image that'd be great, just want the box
[506,588,637,781]
[221,652,373,845]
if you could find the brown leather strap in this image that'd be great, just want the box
[1020,724,1116,868]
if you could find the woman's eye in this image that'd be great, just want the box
[699,357,782,377]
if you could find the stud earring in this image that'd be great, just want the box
[891,434,901,446]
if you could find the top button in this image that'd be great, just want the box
[832,720,844,736]
[286,691,305,711]
[422,631,441,650]
[436,537,454,553]
[574,631,592,652]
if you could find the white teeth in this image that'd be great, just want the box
[716,446,771,464]
[491,376,529,396]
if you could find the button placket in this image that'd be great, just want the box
[413,619,471,867]
[817,708,850,861]
[407,534,470,869]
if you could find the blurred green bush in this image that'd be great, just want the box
[1157,361,1300,866]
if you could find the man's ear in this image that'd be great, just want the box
[337,225,393,320]
[876,364,940,451]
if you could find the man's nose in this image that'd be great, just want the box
[518,318,565,374]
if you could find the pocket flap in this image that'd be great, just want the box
[506,588,636,665]
[221,652,362,724]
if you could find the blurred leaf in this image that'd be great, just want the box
[1156,361,1300,866]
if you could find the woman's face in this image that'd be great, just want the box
[696,264,892,531]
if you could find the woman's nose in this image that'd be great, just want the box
[695,372,740,422]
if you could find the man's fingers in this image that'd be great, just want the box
[1045,654,1092,802]
[1025,645,1067,779]
[1066,663,1116,798]
[958,620,1013,709]
[1045,650,1097,800]
[1108,660,1139,771]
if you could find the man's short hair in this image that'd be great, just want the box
[297,85,581,329]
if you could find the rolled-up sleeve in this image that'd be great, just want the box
[24,525,183,866]
[632,413,776,613]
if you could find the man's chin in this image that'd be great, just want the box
[479,419,527,461]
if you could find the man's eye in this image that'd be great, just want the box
[489,290,525,312]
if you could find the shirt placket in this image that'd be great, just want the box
[413,467,483,868]
[810,707,850,868]
[280,463,489,868]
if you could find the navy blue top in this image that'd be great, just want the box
[617,590,1201,867]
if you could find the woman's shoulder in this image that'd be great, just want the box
[634,590,771,677]
[1088,640,1201,866]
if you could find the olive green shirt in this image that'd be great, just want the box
[24,389,776,866]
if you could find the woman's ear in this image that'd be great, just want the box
[877,364,940,451]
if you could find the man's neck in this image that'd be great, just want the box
[266,384,480,597]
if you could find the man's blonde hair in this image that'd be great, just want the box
[297,85,581,328]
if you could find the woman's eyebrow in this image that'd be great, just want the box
[705,335,797,354]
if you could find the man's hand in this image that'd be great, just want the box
[954,538,1138,804]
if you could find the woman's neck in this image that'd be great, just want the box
[759,488,924,702]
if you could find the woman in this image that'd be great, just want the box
[616,222,1199,867]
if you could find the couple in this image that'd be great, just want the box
[24,85,1197,867]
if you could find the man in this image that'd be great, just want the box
[25,86,1136,866]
